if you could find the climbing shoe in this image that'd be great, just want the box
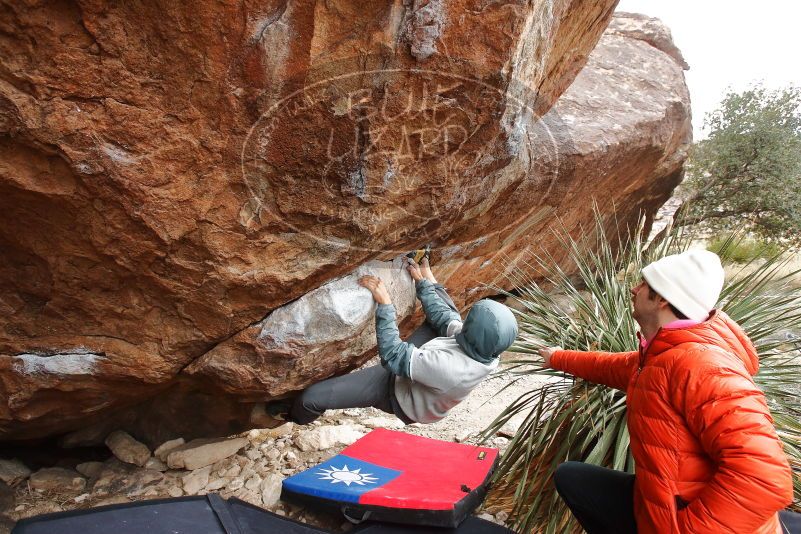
[250,401,293,429]
[406,244,431,264]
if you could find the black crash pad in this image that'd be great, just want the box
[11,494,325,534]
[11,494,513,534]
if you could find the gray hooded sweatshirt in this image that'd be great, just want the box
[374,280,518,423]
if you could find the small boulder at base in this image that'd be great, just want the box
[260,473,283,508]
[75,461,104,479]
[167,437,248,470]
[0,458,31,486]
[154,437,185,462]
[105,430,151,467]
[294,425,365,452]
[29,468,86,492]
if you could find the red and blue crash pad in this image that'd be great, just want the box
[281,428,499,528]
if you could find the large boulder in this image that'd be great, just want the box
[0,2,688,443]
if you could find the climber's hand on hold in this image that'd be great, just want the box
[406,258,424,282]
[359,275,392,305]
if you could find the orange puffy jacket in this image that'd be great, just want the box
[551,310,794,533]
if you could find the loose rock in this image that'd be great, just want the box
[244,474,262,492]
[75,461,104,479]
[294,425,365,452]
[261,423,294,439]
[144,457,168,472]
[154,438,186,462]
[105,431,151,467]
[0,459,31,486]
[182,466,212,496]
[29,468,86,492]
[361,417,404,429]
[205,478,228,492]
[167,437,248,470]
[260,474,283,508]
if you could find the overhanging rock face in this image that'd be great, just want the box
[0,2,688,442]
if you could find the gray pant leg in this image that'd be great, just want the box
[291,365,395,425]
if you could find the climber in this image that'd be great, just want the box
[268,254,518,426]
[540,249,793,534]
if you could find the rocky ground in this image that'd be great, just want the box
[0,363,553,533]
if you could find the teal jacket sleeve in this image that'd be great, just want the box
[375,303,414,377]
[415,279,462,337]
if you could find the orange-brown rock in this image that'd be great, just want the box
[0,2,691,443]
[186,11,693,401]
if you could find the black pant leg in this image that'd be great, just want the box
[553,461,637,534]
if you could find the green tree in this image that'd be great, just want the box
[678,85,801,243]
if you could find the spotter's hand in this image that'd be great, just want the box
[359,275,392,305]
[538,346,562,368]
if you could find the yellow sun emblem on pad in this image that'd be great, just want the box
[316,465,380,486]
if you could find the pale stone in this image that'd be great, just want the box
[231,488,261,506]
[361,417,404,429]
[245,449,261,461]
[262,424,294,439]
[204,478,228,492]
[29,467,86,492]
[456,430,473,443]
[240,467,255,481]
[498,420,522,438]
[182,466,212,495]
[167,437,248,470]
[294,425,365,452]
[0,459,31,486]
[227,477,244,491]
[260,473,283,508]
[222,464,242,478]
[75,461,104,479]
[105,431,151,467]
[168,486,184,498]
[244,474,262,491]
[74,493,90,503]
[154,438,186,462]
[265,449,280,461]
[94,496,130,507]
[145,457,168,472]
[124,470,165,497]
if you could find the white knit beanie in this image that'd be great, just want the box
[640,249,724,321]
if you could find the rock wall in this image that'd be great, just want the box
[0,2,690,443]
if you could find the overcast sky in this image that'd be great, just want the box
[615,0,801,139]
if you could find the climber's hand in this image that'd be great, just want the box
[406,258,424,282]
[359,276,392,305]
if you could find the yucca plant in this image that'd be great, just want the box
[482,216,801,533]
